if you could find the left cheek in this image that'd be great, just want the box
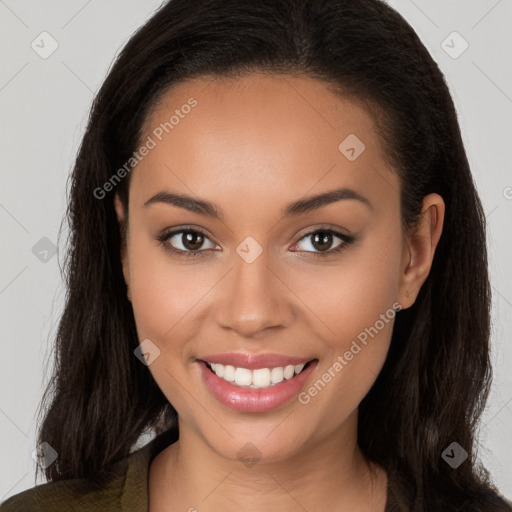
[319,254,399,391]
[342,248,402,327]
[319,324,393,420]
[307,265,399,351]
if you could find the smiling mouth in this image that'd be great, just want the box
[202,359,316,389]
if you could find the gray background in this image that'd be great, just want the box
[1,0,511,502]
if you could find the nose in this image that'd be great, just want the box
[215,250,294,338]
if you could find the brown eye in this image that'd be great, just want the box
[310,231,337,252]
[157,228,217,258]
[295,228,356,258]
[179,231,206,251]
[293,229,354,255]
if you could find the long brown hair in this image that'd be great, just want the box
[36,0,509,509]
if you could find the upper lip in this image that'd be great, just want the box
[198,353,315,370]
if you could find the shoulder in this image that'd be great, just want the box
[0,442,153,512]
[0,477,120,512]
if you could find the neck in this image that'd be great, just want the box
[149,412,387,512]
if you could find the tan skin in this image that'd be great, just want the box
[114,73,444,512]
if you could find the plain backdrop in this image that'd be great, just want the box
[1,0,511,502]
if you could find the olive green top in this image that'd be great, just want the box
[1,429,510,511]
[0,429,179,512]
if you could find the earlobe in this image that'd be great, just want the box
[398,193,445,308]
[114,193,126,225]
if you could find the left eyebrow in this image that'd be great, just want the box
[142,186,373,220]
[282,186,373,217]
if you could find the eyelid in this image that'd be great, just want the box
[156,224,356,258]
[295,223,354,240]
[288,226,356,260]
[157,225,218,253]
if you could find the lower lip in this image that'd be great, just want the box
[197,359,318,413]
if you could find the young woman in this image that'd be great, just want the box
[1,0,510,510]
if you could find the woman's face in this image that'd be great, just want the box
[116,73,440,463]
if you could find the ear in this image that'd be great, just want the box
[397,193,445,309]
[114,193,131,301]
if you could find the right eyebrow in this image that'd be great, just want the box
[143,190,221,218]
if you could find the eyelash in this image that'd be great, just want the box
[156,226,356,260]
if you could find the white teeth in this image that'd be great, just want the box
[222,364,235,382]
[270,367,284,384]
[208,361,309,389]
[252,368,271,387]
[234,367,252,386]
[212,363,224,378]
[283,364,295,380]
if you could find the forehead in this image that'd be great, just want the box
[131,73,399,215]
